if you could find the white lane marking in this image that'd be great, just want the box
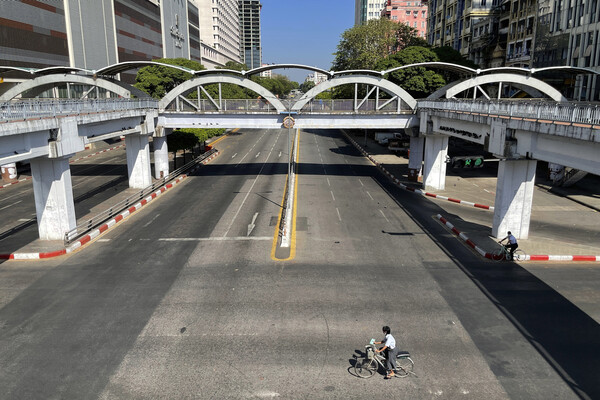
[336,207,342,221]
[224,134,275,237]
[330,191,335,201]
[379,209,390,223]
[159,237,272,241]
[232,153,238,159]
[279,151,282,158]
[0,200,22,210]
[18,218,32,222]
[366,191,374,200]
[142,214,160,228]
[359,179,364,186]
[98,239,111,242]
[0,186,34,202]
[247,212,258,236]
[327,177,331,186]
[255,152,261,158]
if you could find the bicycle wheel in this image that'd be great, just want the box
[395,357,414,377]
[513,249,526,261]
[355,357,379,378]
[491,247,506,262]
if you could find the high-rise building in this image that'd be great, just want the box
[424,0,494,58]
[239,0,262,70]
[381,0,428,38]
[355,0,387,25]
[0,0,199,84]
[195,0,241,68]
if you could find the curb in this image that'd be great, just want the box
[0,144,126,190]
[342,132,494,211]
[435,214,600,262]
[0,150,220,260]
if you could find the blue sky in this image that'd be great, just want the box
[259,0,355,84]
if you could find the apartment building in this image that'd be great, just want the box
[381,0,428,38]
[424,0,494,59]
[196,0,241,68]
[239,0,262,69]
[355,0,387,25]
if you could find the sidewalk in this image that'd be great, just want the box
[344,130,600,261]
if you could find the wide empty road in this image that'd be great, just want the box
[0,129,595,399]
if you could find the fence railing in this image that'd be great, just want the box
[167,98,278,113]
[299,99,407,113]
[418,99,600,126]
[1,98,158,121]
[63,148,217,245]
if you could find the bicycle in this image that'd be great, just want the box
[354,339,415,379]
[492,242,526,261]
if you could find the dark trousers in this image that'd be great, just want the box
[505,243,518,259]
[385,347,398,371]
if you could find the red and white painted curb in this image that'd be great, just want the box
[70,143,125,163]
[435,214,600,262]
[0,144,125,190]
[343,133,494,211]
[0,176,32,190]
[0,150,220,260]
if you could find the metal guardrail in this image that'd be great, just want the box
[63,148,217,245]
[167,98,277,113]
[418,99,600,126]
[1,98,158,121]
[300,99,408,113]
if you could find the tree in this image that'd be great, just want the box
[375,46,446,99]
[300,80,316,93]
[135,58,204,99]
[167,130,199,168]
[332,18,425,71]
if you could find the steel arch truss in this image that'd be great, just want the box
[0,74,147,101]
[291,75,417,113]
[159,74,286,113]
[428,73,568,102]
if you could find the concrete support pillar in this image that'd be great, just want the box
[30,156,76,240]
[408,136,424,182]
[153,136,169,179]
[423,135,448,190]
[492,159,537,240]
[125,133,152,189]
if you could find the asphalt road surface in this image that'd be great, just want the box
[0,129,597,399]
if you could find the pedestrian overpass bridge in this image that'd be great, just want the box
[1,62,599,244]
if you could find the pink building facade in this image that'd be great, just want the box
[382,0,428,38]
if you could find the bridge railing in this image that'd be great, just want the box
[0,98,158,121]
[165,98,278,113]
[298,99,408,114]
[418,99,600,125]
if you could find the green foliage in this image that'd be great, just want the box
[299,80,316,94]
[252,74,299,98]
[167,130,199,153]
[432,46,478,68]
[375,46,446,98]
[135,58,204,99]
[176,128,226,143]
[221,61,248,71]
[332,18,424,71]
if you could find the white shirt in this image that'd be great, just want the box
[384,333,396,350]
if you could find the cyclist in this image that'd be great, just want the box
[499,231,518,260]
[374,325,398,378]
